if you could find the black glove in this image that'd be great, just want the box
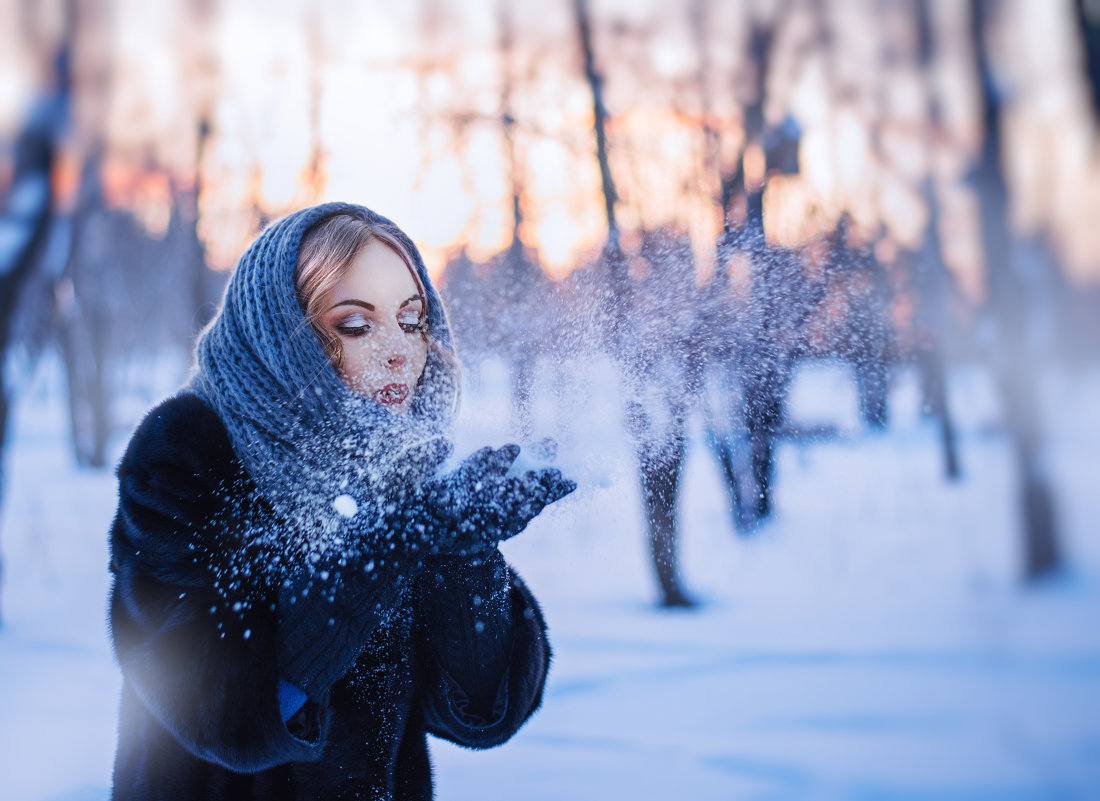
[277,444,575,699]
[400,444,577,556]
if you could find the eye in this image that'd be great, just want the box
[398,308,426,333]
[334,313,373,338]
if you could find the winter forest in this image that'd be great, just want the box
[2,0,1100,798]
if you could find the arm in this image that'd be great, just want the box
[109,396,326,772]
[418,556,551,749]
[406,444,569,748]
[418,550,514,721]
[109,395,423,770]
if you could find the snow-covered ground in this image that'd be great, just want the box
[1,354,1098,800]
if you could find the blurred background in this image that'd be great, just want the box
[1,0,1100,799]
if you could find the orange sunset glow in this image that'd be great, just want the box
[3,0,1098,289]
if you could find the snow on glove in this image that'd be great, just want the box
[277,444,574,698]
[399,444,577,556]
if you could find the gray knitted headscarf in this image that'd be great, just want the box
[189,202,458,545]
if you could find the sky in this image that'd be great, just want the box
[2,0,1099,289]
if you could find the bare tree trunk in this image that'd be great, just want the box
[171,117,216,340]
[55,151,112,468]
[575,0,618,240]
[638,428,692,607]
[914,180,961,480]
[1076,0,1100,120]
[738,10,787,523]
[914,0,961,480]
[180,0,221,341]
[499,0,535,440]
[193,118,214,333]
[574,0,630,336]
[304,15,326,204]
[688,0,760,533]
[0,29,72,624]
[970,0,1060,581]
[688,0,740,279]
[575,0,692,606]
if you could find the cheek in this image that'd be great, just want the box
[412,338,429,375]
[338,341,382,384]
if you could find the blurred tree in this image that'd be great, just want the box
[724,0,816,524]
[439,249,489,375]
[176,0,221,335]
[834,220,891,429]
[53,0,221,466]
[0,5,73,625]
[912,0,961,480]
[575,0,696,607]
[691,0,758,532]
[495,0,549,440]
[56,150,111,468]
[574,0,629,337]
[424,0,556,437]
[55,163,206,467]
[302,13,327,207]
[52,0,128,468]
[970,0,1060,581]
[1076,0,1100,120]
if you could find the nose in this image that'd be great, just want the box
[378,323,414,371]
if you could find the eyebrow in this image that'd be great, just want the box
[327,295,425,313]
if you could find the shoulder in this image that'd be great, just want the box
[112,393,253,568]
[118,391,238,486]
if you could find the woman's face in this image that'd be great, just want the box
[319,241,429,413]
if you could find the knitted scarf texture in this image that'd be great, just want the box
[188,202,458,556]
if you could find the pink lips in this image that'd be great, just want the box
[373,383,409,406]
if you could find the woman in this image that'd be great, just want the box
[108,202,574,800]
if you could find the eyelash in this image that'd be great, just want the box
[334,314,426,338]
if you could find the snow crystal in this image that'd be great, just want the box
[333,494,358,518]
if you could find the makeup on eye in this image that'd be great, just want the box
[397,308,426,332]
[328,297,426,338]
[334,312,372,338]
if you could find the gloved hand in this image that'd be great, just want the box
[277,444,574,700]
[400,444,576,557]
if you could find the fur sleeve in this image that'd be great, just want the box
[108,393,327,772]
[419,568,551,749]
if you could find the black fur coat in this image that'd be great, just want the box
[108,393,551,800]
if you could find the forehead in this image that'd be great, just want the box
[335,241,422,305]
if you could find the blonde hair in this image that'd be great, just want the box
[295,213,427,368]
